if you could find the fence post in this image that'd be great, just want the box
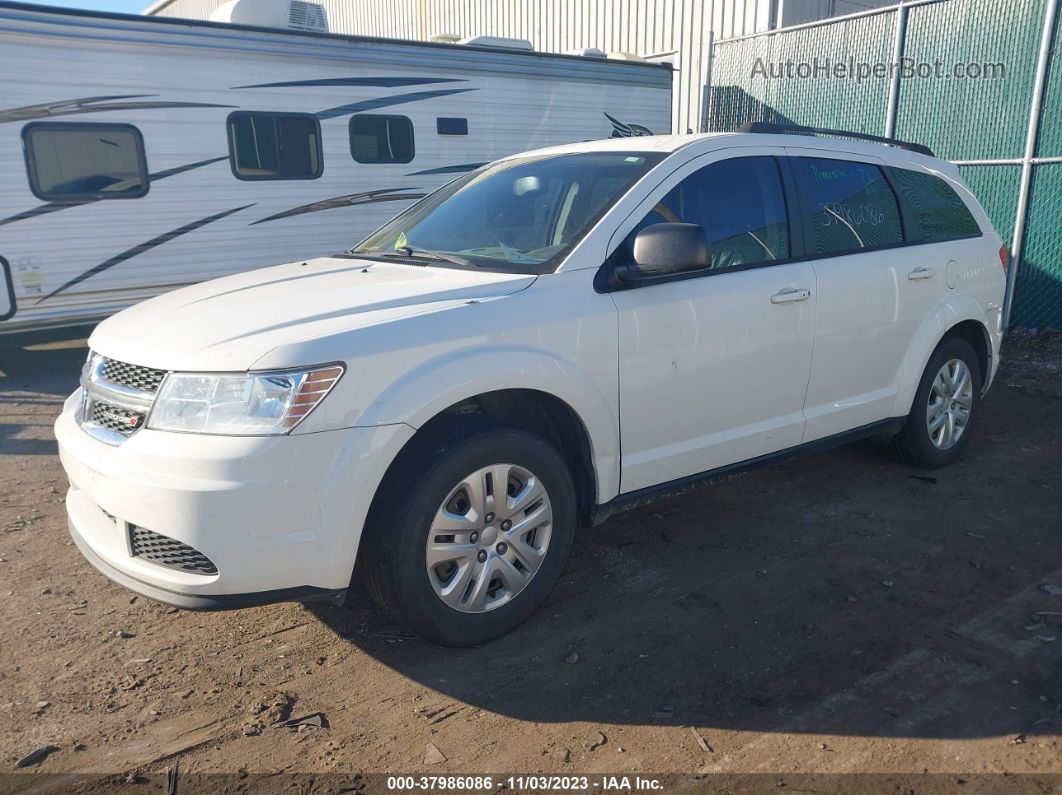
[884,1,910,138]
[1005,0,1059,327]
[701,30,715,132]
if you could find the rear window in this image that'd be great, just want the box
[791,157,904,256]
[227,112,322,180]
[22,122,148,200]
[889,167,981,242]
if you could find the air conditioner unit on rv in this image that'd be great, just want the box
[209,0,329,33]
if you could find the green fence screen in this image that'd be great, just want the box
[708,0,1062,328]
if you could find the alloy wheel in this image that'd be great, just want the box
[926,358,973,450]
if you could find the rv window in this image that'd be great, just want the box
[437,117,468,136]
[22,123,148,201]
[350,115,415,164]
[227,112,322,180]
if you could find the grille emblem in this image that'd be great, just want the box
[79,354,163,445]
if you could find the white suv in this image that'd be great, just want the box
[55,129,1007,645]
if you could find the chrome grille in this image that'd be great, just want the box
[89,399,145,436]
[129,526,218,575]
[79,353,164,445]
[101,358,167,394]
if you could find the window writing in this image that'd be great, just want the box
[791,157,904,255]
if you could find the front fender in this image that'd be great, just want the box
[355,346,621,503]
[891,294,998,417]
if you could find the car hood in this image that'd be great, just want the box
[88,257,536,371]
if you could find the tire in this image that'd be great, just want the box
[358,421,577,647]
[891,335,982,468]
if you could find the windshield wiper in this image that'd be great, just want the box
[386,246,472,268]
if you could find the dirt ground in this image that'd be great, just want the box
[1,332,1061,793]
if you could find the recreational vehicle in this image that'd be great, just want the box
[0,0,671,341]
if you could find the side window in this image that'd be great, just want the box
[350,114,415,163]
[22,122,148,200]
[227,112,322,180]
[437,117,468,136]
[889,167,981,242]
[625,156,790,270]
[791,157,903,255]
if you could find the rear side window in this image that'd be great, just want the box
[22,122,148,200]
[791,157,903,256]
[889,167,981,242]
[627,156,790,270]
[350,115,415,163]
[227,112,322,180]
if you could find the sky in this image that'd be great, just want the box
[33,0,149,14]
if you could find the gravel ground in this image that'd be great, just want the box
[0,333,1060,793]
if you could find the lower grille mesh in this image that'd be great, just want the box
[129,526,218,575]
[90,399,145,436]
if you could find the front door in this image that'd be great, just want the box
[609,152,817,493]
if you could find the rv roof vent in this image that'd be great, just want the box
[209,0,329,33]
[287,0,328,32]
[429,33,462,43]
[457,35,534,51]
[565,47,607,58]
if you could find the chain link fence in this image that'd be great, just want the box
[706,0,1062,329]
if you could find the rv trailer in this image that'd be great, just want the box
[0,0,671,341]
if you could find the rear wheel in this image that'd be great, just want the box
[892,335,982,468]
[358,423,576,646]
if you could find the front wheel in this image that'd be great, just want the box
[358,425,576,646]
[892,335,982,468]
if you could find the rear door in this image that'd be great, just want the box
[785,149,944,441]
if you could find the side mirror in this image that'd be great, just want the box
[616,223,712,281]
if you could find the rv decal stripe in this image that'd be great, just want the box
[35,204,254,305]
[315,88,477,120]
[148,155,230,181]
[234,77,465,89]
[0,156,229,229]
[1,96,235,124]
[0,95,147,124]
[251,189,426,225]
[406,162,487,176]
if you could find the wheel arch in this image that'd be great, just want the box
[353,347,620,513]
[402,388,600,527]
[892,297,995,417]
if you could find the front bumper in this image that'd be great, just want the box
[55,391,413,607]
[67,515,344,609]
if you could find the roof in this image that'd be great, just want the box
[504,131,950,171]
[0,0,671,76]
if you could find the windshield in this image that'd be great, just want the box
[352,151,664,274]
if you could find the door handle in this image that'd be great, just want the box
[908,266,935,281]
[770,287,811,304]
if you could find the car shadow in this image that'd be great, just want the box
[310,400,1062,740]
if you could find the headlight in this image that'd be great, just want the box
[147,365,343,435]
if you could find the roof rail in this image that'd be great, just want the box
[737,122,934,157]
